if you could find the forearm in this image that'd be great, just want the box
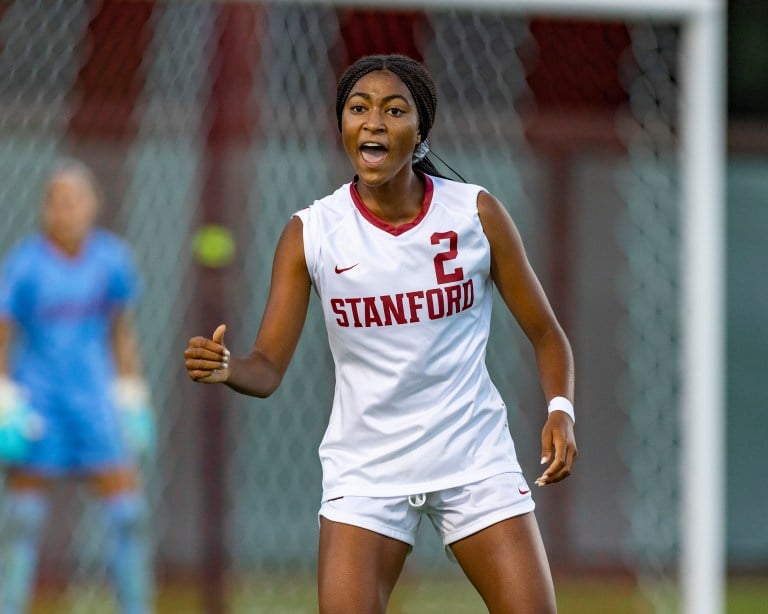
[532,326,575,404]
[0,318,12,376]
[224,350,283,398]
[111,311,142,377]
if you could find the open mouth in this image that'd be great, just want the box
[359,143,388,165]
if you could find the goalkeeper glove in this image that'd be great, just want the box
[112,376,157,459]
[0,376,44,464]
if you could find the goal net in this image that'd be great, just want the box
[0,1,723,612]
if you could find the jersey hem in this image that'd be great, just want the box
[321,463,522,501]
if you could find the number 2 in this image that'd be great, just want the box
[431,231,464,284]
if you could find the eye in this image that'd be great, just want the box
[349,104,366,113]
[387,107,405,117]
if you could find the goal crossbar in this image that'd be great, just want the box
[200,0,718,19]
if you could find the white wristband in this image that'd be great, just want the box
[548,396,575,423]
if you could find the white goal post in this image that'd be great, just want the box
[282,1,724,613]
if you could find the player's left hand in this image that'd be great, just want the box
[536,410,577,486]
[112,376,157,459]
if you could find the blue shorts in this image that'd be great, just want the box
[17,388,130,475]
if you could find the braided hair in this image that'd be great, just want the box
[335,54,450,179]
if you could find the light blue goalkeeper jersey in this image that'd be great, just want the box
[0,230,140,471]
[0,230,140,396]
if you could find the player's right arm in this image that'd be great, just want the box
[184,216,311,398]
[0,317,11,375]
[0,250,20,376]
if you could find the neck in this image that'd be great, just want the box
[48,235,85,257]
[355,170,425,226]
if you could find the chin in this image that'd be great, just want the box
[355,169,388,187]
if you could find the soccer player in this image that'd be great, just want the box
[185,54,577,613]
[0,159,154,614]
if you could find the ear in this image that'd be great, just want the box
[416,133,422,144]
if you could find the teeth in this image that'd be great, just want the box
[360,146,387,164]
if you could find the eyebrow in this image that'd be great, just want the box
[347,92,411,105]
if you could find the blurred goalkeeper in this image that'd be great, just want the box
[0,159,154,614]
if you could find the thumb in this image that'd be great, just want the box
[541,425,553,465]
[212,323,227,346]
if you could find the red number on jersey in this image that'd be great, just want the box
[431,231,464,284]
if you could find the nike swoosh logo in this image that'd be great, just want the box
[334,263,358,274]
[518,486,530,495]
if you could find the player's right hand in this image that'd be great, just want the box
[0,376,45,463]
[184,324,231,384]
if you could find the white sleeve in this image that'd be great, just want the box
[292,206,320,286]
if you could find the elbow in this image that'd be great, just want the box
[260,358,285,397]
[253,374,282,398]
[531,324,571,353]
[227,377,280,399]
[224,351,284,398]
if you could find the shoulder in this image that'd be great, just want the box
[89,230,139,277]
[89,229,135,260]
[294,182,352,219]
[293,182,356,237]
[90,228,131,251]
[2,234,44,270]
[476,190,513,226]
[429,175,487,214]
[475,190,526,257]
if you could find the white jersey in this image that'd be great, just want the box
[294,174,521,500]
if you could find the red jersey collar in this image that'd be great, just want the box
[349,173,434,237]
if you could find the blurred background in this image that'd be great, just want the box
[0,0,765,612]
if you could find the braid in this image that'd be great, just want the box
[336,54,461,181]
[414,157,443,177]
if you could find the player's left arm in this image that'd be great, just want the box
[110,306,156,457]
[111,309,142,377]
[477,190,577,485]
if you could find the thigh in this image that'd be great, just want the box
[15,395,70,473]
[85,466,140,497]
[69,400,131,472]
[450,512,557,614]
[5,468,52,492]
[318,517,410,614]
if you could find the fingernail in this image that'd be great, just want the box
[540,457,547,465]
[224,349,230,358]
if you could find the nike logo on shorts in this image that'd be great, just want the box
[335,263,358,274]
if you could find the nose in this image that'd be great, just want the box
[363,108,385,132]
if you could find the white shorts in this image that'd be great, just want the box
[318,472,535,557]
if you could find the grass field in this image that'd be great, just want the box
[29,575,768,613]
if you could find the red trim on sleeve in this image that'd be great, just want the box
[349,174,434,237]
